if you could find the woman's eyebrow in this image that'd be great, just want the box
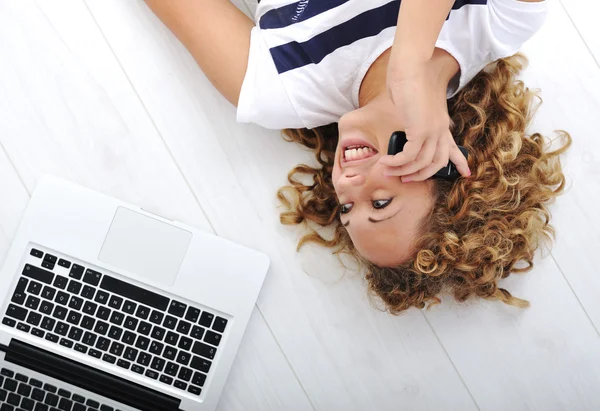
[343,208,402,227]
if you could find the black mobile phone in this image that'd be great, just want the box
[387,131,469,180]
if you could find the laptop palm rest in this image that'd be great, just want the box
[99,207,192,287]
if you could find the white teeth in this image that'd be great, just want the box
[344,146,375,161]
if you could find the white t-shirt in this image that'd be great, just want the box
[237,0,548,130]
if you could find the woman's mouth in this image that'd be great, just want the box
[344,145,377,162]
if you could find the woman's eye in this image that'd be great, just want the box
[373,199,392,209]
[340,203,353,214]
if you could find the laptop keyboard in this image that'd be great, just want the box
[0,366,115,411]
[1,248,229,398]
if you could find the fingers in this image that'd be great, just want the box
[400,140,450,182]
[449,144,471,177]
[384,138,439,176]
[379,139,424,168]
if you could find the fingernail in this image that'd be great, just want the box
[467,168,472,177]
[402,178,412,183]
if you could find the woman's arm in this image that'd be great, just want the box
[144,0,254,106]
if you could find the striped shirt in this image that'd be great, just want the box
[237,0,548,129]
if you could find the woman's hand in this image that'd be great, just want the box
[379,60,471,182]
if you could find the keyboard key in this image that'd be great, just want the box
[123,316,138,331]
[82,302,97,316]
[108,326,123,340]
[102,354,116,364]
[32,387,45,401]
[53,277,68,290]
[100,405,113,411]
[151,326,166,341]
[85,399,100,408]
[109,311,124,326]
[188,385,202,396]
[15,277,28,293]
[178,367,192,382]
[174,380,187,391]
[16,373,29,383]
[45,392,59,406]
[198,312,214,328]
[25,295,41,310]
[74,343,87,354]
[135,336,150,351]
[30,248,43,258]
[178,337,193,351]
[80,316,95,330]
[40,301,54,316]
[32,327,45,338]
[94,291,109,305]
[1,368,14,377]
[23,264,54,285]
[192,341,216,360]
[69,265,84,280]
[190,355,212,374]
[59,338,73,348]
[57,388,71,398]
[135,305,150,320]
[44,383,57,393]
[11,289,26,305]
[7,391,20,405]
[150,357,166,372]
[149,310,163,325]
[108,296,123,310]
[204,330,222,347]
[123,347,138,362]
[82,332,97,346]
[109,342,124,357]
[58,259,71,269]
[67,280,82,295]
[168,301,187,318]
[100,276,169,311]
[83,270,101,286]
[41,286,56,301]
[68,326,83,341]
[26,312,42,327]
[213,317,227,333]
[97,307,111,321]
[80,286,95,300]
[176,320,191,335]
[176,351,190,366]
[58,397,73,411]
[22,396,36,410]
[145,370,159,380]
[66,311,82,326]
[17,322,31,333]
[55,291,69,305]
[122,331,136,346]
[163,316,177,330]
[190,326,205,340]
[165,362,179,377]
[192,371,207,387]
[159,375,173,385]
[137,321,152,336]
[30,379,43,388]
[54,322,69,336]
[163,346,177,361]
[27,280,42,295]
[149,341,164,356]
[96,337,110,351]
[122,300,136,315]
[68,296,84,311]
[117,359,131,370]
[3,378,17,392]
[45,333,59,343]
[165,332,178,346]
[185,307,200,323]
[53,306,68,320]
[44,254,57,264]
[1,318,16,328]
[42,260,54,270]
[72,394,85,404]
[73,403,86,411]
[94,321,109,335]
[131,365,144,375]
[88,349,102,359]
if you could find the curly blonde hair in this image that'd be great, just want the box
[277,54,572,314]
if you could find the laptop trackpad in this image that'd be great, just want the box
[99,207,192,287]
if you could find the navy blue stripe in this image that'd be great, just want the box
[270,1,400,74]
[269,0,488,74]
[259,0,350,30]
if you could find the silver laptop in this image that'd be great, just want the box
[0,176,269,411]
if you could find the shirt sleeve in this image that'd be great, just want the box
[237,27,305,129]
[435,0,549,98]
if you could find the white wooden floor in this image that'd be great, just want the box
[1,0,600,410]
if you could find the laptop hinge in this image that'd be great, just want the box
[5,339,182,411]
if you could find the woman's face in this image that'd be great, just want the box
[333,95,435,267]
